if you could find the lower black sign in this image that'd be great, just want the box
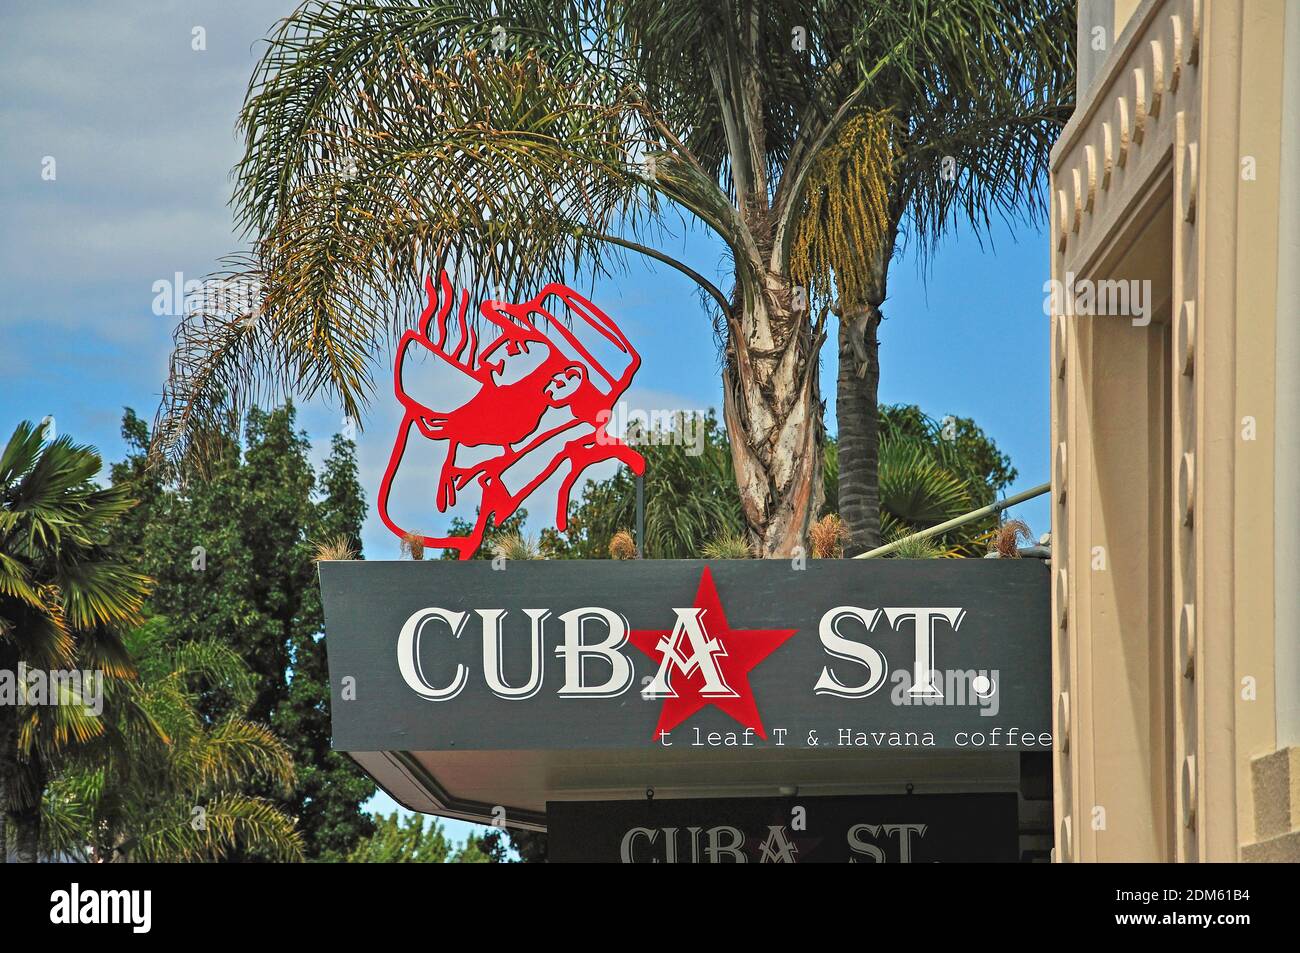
[547,793,1018,863]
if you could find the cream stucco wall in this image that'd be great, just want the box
[1050,0,1296,862]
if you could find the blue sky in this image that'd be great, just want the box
[1,2,1052,846]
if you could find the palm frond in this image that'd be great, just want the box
[129,795,303,864]
[189,717,297,795]
[155,2,752,468]
[36,631,301,863]
[37,778,92,862]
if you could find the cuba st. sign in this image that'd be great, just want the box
[547,794,1020,863]
[320,559,1052,752]
[397,567,986,741]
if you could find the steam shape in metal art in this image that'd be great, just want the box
[378,272,645,559]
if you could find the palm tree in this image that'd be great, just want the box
[876,435,975,554]
[39,621,302,862]
[154,0,1071,558]
[0,421,146,862]
[789,9,1072,551]
[824,409,1005,556]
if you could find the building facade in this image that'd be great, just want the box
[1051,0,1300,861]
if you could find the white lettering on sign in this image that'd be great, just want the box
[846,822,928,863]
[616,822,929,862]
[813,606,888,698]
[397,607,469,699]
[886,607,965,698]
[555,607,635,697]
[396,604,968,701]
[642,607,737,699]
[814,607,965,700]
[480,608,548,699]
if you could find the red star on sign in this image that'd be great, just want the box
[628,567,797,741]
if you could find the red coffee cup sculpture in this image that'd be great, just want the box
[378,272,645,559]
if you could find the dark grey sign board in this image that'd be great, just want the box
[319,559,1051,752]
[547,793,1020,862]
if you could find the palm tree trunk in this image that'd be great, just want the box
[0,642,15,863]
[9,745,44,863]
[835,221,897,554]
[837,302,883,554]
[0,715,11,863]
[0,660,43,863]
[12,793,40,863]
[722,270,824,557]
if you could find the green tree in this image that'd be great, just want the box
[877,405,1017,506]
[506,828,549,863]
[349,811,504,863]
[156,0,1070,560]
[437,510,530,561]
[109,407,376,861]
[552,405,1012,559]
[545,412,742,560]
[0,421,147,862]
[39,620,302,862]
[823,406,1017,555]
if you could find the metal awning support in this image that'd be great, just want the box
[854,482,1051,559]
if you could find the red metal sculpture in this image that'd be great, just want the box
[378,272,645,559]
